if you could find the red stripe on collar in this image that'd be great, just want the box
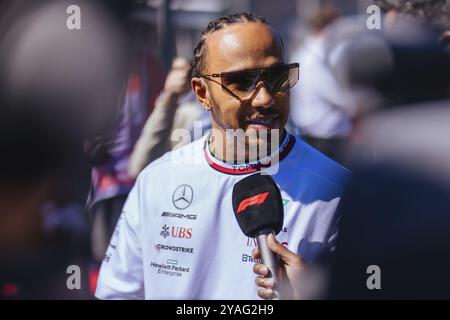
[204,133,295,175]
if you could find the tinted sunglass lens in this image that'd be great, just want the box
[222,73,258,96]
[219,65,299,99]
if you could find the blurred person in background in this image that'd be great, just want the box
[289,4,358,161]
[85,48,164,265]
[375,0,450,38]
[328,41,450,300]
[340,0,450,139]
[0,0,128,298]
[127,57,210,179]
[327,1,450,298]
[254,4,450,299]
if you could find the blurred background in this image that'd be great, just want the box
[0,0,449,299]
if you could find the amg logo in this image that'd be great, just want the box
[162,211,197,220]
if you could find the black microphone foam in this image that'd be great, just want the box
[232,173,284,238]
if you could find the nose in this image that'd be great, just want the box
[251,81,275,110]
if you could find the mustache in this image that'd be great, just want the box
[245,110,280,122]
[257,108,279,115]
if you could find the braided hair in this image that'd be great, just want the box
[191,12,278,78]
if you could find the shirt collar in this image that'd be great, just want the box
[204,131,295,175]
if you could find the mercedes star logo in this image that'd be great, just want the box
[172,184,194,210]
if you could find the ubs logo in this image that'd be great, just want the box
[172,185,194,210]
[160,224,192,239]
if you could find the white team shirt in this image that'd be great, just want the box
[95,132,350,300]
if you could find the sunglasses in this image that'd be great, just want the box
[200,63,299,101]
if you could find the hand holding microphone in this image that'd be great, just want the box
[252,233,307,300]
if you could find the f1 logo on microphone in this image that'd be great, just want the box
[237,192,269,214]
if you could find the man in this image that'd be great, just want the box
[95,12,350,300]
[128,57,211,179]
[289,5,357,161]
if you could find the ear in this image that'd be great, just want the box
[191,77,209,109]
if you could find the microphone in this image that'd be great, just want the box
[232,173,284,299]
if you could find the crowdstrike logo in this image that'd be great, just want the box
[154,243,194,254]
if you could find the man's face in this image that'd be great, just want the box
[196,22,290,152]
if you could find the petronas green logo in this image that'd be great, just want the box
[282,199,289,206]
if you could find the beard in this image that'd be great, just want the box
[207,93,285,162]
